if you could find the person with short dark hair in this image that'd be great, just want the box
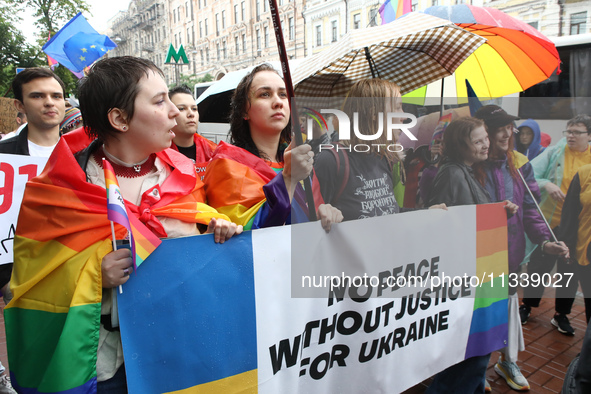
[0,67,64,394]
[520,114,591,335]
[168,84,217,180]
[7,56,241,393]
[0,67,65,156]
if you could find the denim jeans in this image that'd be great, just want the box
[426,354,491,394]
[97,364,127,394]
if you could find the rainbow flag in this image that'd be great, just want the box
[465,203,509,358]
[103,159,161,270]
[5,129,229,393]
[203,141,288,230]
[379,0,412,24]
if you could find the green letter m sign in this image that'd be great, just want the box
[165,44,189,64]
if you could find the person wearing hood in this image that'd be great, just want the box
[515,119,545,160]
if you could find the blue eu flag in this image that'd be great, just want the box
[43,13,117,75]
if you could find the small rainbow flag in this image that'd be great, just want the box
[103,159,161,270]
[379,0,412,24]
[465,203,509,358]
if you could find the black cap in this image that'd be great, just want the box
[474,105,519,131]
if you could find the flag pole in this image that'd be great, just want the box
[517,168,558,243]
[110,221,123,294]
[268,0,317,221]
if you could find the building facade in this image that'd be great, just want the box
[107,0,590,85]
[108,0,305,84]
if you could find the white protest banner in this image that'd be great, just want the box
[0,154,48,264]
[118,203,509,393]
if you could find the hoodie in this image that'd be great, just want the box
[516,119,544,161]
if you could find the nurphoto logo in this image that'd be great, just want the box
[302,108,418,153]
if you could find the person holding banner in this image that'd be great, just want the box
[313,79,409,221]
[168,85,217,180]
[6,57,241,393]
[476,105,569,391]
[203,63,342,230]
[426,117,518,394]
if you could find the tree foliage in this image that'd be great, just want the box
[7,0,90,36]
[1,0,89,97]
[0,3,41,96]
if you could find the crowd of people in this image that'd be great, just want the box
[0,56,590,393]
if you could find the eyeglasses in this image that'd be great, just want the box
[563,130,589,136]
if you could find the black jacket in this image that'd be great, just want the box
[0,126,30,155]
[427,161,491,207]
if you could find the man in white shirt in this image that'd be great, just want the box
[0,67,65,157]
[0,68,65,394]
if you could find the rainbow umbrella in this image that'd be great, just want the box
[404,4,561,102]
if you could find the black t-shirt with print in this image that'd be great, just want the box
[314,149,400,221]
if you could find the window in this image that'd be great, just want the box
[192,26,195,43]
[223,41,227,59]
[205,19,208,35]
[353,14,360,29]
[174,33,178,47]
[200,49,204,65]
[216,42,220,60]
[331,20,337,42]
[173,9,177,23]
[528,21,538,30]
[411,0,418,11]
[289,17,294,40]
[256,29,261,50]
[241,1,246,21]
[264,26,269,47]
[206,47,209,62]
[264,0,267,13]
[256,0,260,19]
[431,0,439,6]
[187,28,191,44]
[235,36,240,55]
[222,10,226,28]
[203,0,206,7]
[369,8,378,27]
[316,25,321,46]
[185,2,188,17]
[216,13,220,35]
[243,33,247,53]
[234,5,238,23]
[571,12,587,35]
[199,21,203,38]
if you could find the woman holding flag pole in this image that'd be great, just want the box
[6,56,241,393]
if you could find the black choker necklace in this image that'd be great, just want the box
[94,147,156,178]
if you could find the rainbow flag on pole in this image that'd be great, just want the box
[379,0,412,24]
[103,159,161,270]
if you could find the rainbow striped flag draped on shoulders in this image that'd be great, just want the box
[5,128,229,393]
[203,141,286,230]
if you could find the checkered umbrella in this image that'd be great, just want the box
[292,12,486,98]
